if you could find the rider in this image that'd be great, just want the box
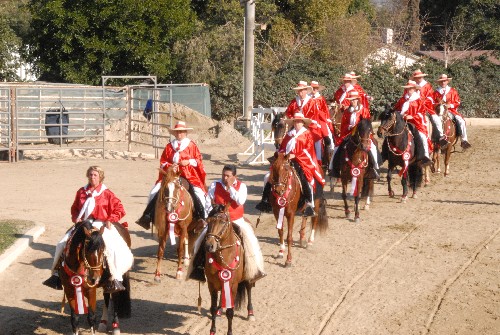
[349,71,372,117]
[411,69,448,147]
[433,74,472,149]
[310,80,334,163]
[135,120,211,229]
[189,165,267,283]
[43,166,134,293]
[333,73,356,113]
[329,90,380,178]
[399,80,433,166]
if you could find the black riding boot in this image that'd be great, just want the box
[189,246,206,282]
[302,183,317,217]
[255,182,272,213]
[409,124,432,167]
[135,193,158,230]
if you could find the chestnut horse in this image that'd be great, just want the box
[204,204,255,335]
[334,119,375,222]
[377,108,423,202]
[269,152,328,266]
[154,165,200,280]
[432,103,458,176]
[59,220,131,335]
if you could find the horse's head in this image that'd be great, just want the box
[159,166,183,213]
[329,102,342,137]
[355,119,373,151]
[270,152,292,196]
[205,204,232,253]
[377,107,398,138]
[272,112,287,149]
[435,102,447,117]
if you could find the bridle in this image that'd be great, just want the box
[273,117,288,149]
[378,111,407,137]
[206,212,241,270]
[271,161,291,196]
[160,177,192,221]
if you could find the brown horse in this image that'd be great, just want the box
[326,101,343,193]
[153,165,199,281]
[204,204,255,335]
[269,152,328,266]
[59,220,131,335]
[432,103,458,176]
[334,119,374,222]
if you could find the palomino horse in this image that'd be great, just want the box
[59,220,131,335]
[154,165,200,280]
[432,103,458,176]
[269,152,328,266]
[334,119,375,222]
[204,204,255,335]
[377,109,423,202]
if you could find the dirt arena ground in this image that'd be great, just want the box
[0,119,499,335]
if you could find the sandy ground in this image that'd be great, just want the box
[0,119,499,335]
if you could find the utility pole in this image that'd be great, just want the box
[242,0,255,129]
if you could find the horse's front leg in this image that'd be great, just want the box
[387,168,395,197]
[285,214,295,267]
[277,226,285,259]
[154,235,168,282]
[342,180,350,219]
[209,286,218,335]
[98,293,110,332]
[86,289,97,335]
[444,147,452,176]
[226,306,234,335]
[401,175,408,203]
[70,308,80,335]
[175,228,188,279]
[354,193,361,223]
[111,309,120,335]
[299,216,308,248]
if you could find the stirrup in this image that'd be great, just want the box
[103,279,125,294]
[255,201,272,213]
[461,141,471,150]
[43,274,63,290]
[135,214,151,230]
[303,205,317,217]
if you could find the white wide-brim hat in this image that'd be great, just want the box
[402,80,420,89]
[168,121,193,133]
[292,80,313,92]
[437,74,452,82]
[310,80,326,91]
[284,112,312,126]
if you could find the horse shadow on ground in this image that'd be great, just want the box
[432,199,500,206]
[15,298,195,335]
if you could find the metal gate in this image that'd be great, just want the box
[0,88,11,161]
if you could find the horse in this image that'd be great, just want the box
[204,204,255,335]
[377,108,423,202]
[153,165,200,281]
[58,220,131,335]
[333,119,375,222]
[431,103,458,176]
[269,152,328,266]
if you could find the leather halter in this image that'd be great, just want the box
[206,212,241,270]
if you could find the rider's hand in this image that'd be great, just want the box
[179,159,190,166]
[289,154,295,159]
[225,176,236,188]
[105,221,112,229]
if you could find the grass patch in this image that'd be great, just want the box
[0,220,35,254]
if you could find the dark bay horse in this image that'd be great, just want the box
[432,103,458,176]
[377,109,423,202]
[269,152,328,266]
[204,204,255,335]
[154,165,200,280]
[334,119,375,222]
[59,220,131,335]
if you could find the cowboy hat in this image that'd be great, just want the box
[349,71,361,79]
[284,112,312,126]
[402,80,420,89]
[292,81,312,92]
[168,120,193,132]
[341,73,354,81]
[437,74,452,82]
[411,69,428,78]
[310,81,326,91]
[346,90,361,100]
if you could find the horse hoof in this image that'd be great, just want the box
[363,204,370,210]
[176,272,183,280]
[389,191,395,198]
[400,197,407,203]
[248,310,256,322]
[112,327,120,335]
[307,240,314,247]
[98,320,108,332]
[346,212,351,219]
[216,308,223,317]
[154,275,161,283]
[285,261,292,268]
[411,193,418,199]
[277,251,284,259]
[300,240,308,248]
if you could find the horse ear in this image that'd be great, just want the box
[83,227,92,237]
[224,202,231,213]
[99,226,105,234]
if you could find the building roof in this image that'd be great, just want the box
[417,50,500,66]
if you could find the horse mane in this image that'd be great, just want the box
[69,220,94,254]
[158,165,180,184]
[208,204,226,218]
[357,118,372,136]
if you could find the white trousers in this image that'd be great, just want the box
[314,140,322,161]
[418,131,430,158]
[430,114,444,137]
[452,114,468,141]
[369,142,379,170]
[51,221,133,281]
[150,182,212,218]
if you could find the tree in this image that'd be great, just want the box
[0,15,21,81]
[27,0,197,84]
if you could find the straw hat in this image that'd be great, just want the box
[341,73,354,81]
[292,81,312,92]
[284,112,312,126]
[437,74,452,82]
[168,120,193,133]
[402,80,420,89]
[310,81,326,91]
[411,69,428,78]
[349,71,361,79]
[346,90,360,100]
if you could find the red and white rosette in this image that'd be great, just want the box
[168,212,179,245]
[71,275,87,315]
[219,269,234,308]
[399,151,411,177]
[350,167,361,196]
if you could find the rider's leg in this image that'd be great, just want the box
[255,172,272,213]
[314,140,322,163]
[369,141,380,179]
[233,218,266,283]
[454,115,471,148]
[192,186,212,219]
[409,124,431,166]
[303,181,317,217]
[43,229,74,290]
[136,183,161,229]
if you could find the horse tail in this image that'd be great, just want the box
[234,281,248,311]
[317,198,328,234]
[113,272,132,318]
